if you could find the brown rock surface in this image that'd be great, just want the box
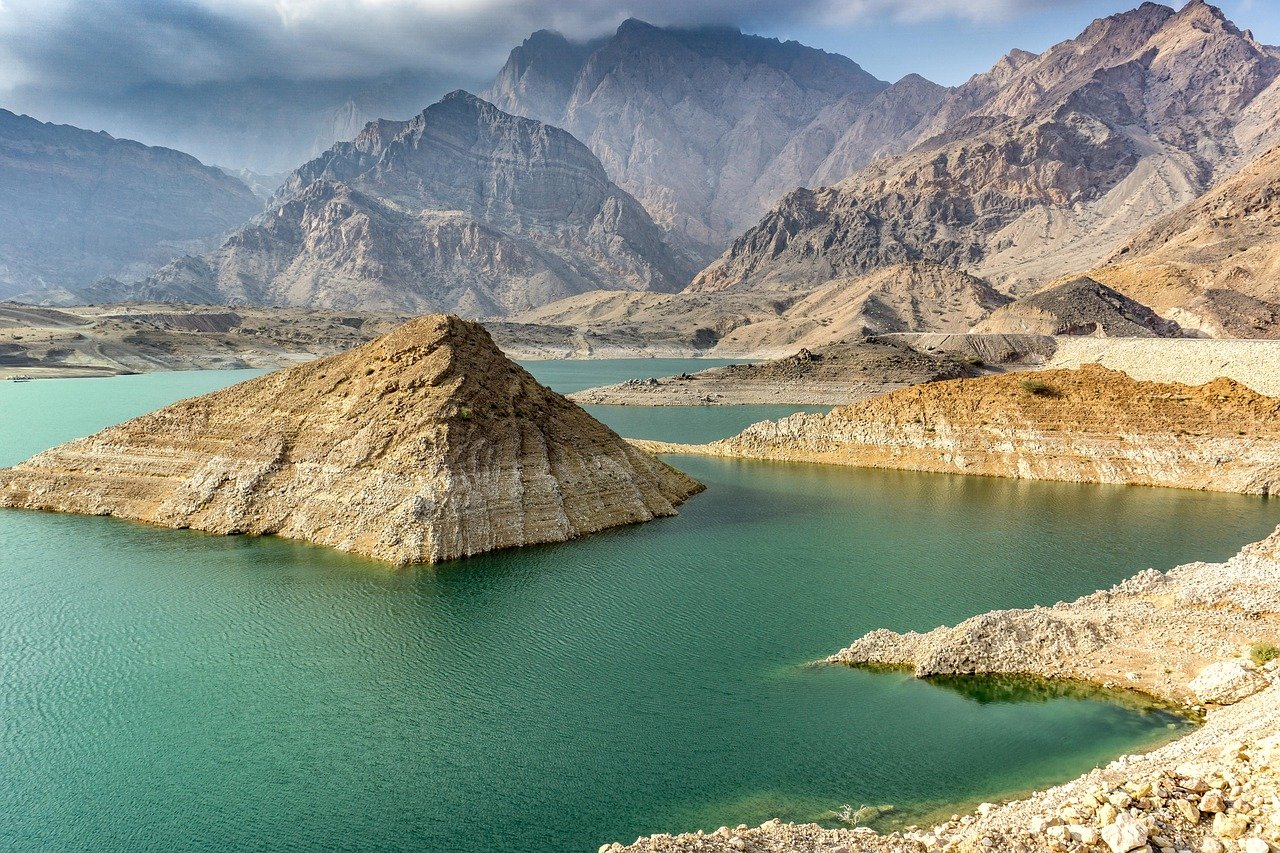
[0,315,702,564]
[118,92,696,316]
[1093,143,1280,338]
[635,365,1280,494]
[689,2,1280,296]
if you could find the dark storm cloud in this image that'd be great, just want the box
[0,0,1076,96]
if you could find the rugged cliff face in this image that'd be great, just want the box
[640,365,1280,494]
[1093,143,1280,338]
[486,21,890,256]
[690,1,1280,296]
[0,315,703,565]
[127,92,696,315]
[0,109,260,299]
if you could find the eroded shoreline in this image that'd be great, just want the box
[609,527,1280,853]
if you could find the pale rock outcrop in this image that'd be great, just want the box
[1189,661,1271,706]
[637,365,1280,495]
[0,315,702,564]
[612,522,1280,853]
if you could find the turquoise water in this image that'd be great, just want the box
[1,363,1276,853]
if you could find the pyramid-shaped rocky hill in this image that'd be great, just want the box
[0,316,702,564]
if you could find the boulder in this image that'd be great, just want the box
[1190,660,1270,705]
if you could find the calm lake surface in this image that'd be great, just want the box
[1,362,1275,852]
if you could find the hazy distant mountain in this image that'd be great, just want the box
[487,20,891,259]
[121,92,696,316]
[691,1,1280,299]
[10,71,467,177]
[0,109,261,299]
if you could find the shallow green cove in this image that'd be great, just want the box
[0,362,1274,852]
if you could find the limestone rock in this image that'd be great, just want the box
[1191,661,1271,705]
[0,315,703,564]
[665,365,1280,495]
[1212,812,1250,839]
[1101,811,1148,853]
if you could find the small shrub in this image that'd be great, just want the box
[458,406,473,421]
[963,354,985,366]
[1019,378,1058,397]
[1250,643,1279,666]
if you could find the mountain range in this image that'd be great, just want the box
[0,110,260,300]
[109,92,695,315]
[6,0,1280,339]
[691,1,1280,297]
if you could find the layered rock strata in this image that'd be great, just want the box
[633,365,1280,494]
[120,92,696,316]
[0,315,702,564]
[690,2,1280,297]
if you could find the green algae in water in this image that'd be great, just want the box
[0,364,1273,853]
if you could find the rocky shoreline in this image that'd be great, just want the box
[608,526,1280,853]
[568,341,977,406]
[631,366,1280,495]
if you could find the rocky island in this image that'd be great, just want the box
[0,315,702,564]
[634,366,1280,494]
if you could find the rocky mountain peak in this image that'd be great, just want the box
[486,21,888,256]
[0,109,261,298]
[132,92,696,315]
[690,0,1280,300]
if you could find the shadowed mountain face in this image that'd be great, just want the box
[487,20,891,259]
[0,110,261,300]
[972,276,1183,338]
[690,1,1280,298]
[120,92,697,316]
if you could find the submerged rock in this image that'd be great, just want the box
[0,315,703,564]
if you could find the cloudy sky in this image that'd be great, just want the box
[2,0,1276,172]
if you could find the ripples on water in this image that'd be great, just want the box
[0,362,1274,852]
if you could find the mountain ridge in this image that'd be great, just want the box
[114,91,696,316]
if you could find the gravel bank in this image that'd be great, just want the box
[1046,339,1280,397]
